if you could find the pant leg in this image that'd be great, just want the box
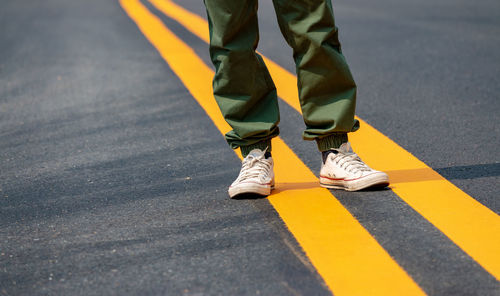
[272,0,359,151]
[204,0,280,156]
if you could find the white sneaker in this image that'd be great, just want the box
[228,148,275,198]
[319,143,389,191]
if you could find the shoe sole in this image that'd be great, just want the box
[319,172,389,191]
[228,183,275,198]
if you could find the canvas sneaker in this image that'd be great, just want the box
[228,148,275,198]
[319,143,389,191]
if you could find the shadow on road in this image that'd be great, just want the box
[386,163,500,184]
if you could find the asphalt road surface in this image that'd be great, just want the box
[1,0,499,295]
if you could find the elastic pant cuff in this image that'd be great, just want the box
[316,133,348,152]
[240,139,272,157]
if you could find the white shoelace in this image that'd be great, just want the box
[330,150,372,174]
[236,153,272,182]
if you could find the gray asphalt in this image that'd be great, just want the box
[1,0,499,295]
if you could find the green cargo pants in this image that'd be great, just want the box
[204,0,360,156]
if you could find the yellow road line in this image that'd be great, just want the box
[147,0,500,281]
[119,0,425,294]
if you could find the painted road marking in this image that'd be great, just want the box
[119,0,425,294]
[149,0,500,281]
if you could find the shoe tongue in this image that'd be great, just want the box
[247,149,265,158]
[338,142,352,153]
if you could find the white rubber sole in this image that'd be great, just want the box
[228,181,275,198]
[320,172,389,191]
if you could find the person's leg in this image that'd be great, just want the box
[272,0,359,151]
[272,0,389,190]
[204,0,279,157]
[204,0,277,197]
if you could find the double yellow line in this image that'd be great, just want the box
[120,0,500,294]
